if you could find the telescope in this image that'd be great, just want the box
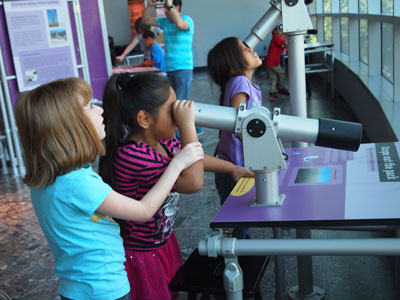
[196,2,363,300]
[193,0,361,207]
[195,102,362,206]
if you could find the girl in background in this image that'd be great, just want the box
[99,72,251,300]
[15,77,203,300]
[207,36,263,239]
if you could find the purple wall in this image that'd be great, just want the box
[0,0,109,105]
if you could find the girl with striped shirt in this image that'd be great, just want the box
[99,73,252,300]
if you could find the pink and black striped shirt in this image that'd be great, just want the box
[113,138,181,250]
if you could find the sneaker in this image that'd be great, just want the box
[269,92,277,100]
[278,88,290,96]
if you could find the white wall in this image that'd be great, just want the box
[183,0,272,67]
[103,0,273,67]
[103,0,132,46]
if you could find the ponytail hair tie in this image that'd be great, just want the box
[116,73,131,91]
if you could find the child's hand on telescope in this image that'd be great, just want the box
[230,166,254,182]
[172,100,196,132]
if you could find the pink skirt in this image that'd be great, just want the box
[124,232,182,300]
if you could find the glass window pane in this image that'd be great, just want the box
[324,0,332,13]
[382,22,393,82]
[381,0,393,15]
[307,1,316,14]
[309,16,318,43]
[340,17,349,54]
[324,17,332,42]
[359,0,368,13]
[359,19,368,64]
[340,0,349,13]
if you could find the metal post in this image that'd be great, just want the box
[224,257,244,300]
[71,0,91,84]
[199,237,400,257]
[273,227,286,300]
[330,51,335,100]
[0,43,24,176]
[253,170,282,206]
[287,33,308,148]
[288,229,325,300]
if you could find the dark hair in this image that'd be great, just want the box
[173,0,182,10]
[142,29,155,40]
[207,37,246,106]
[99,72,171,188]
[135,17,150,33]
[273,25,281,35]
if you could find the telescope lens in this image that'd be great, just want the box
[316,118,362,152]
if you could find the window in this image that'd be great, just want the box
[324,17,332,42]
[381,22,393,82]
[340,17,349,55]
[359,0,368,13]
[381,0,393,15]
[324,0,332,13]
[307,0,316,15]
[359,19,368,64]
[340,0,349,13]
[309,16,318,43]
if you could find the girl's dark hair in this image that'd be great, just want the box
[99,72,171,188]
[207,37,246,106]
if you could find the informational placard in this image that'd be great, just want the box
[211,143,400,227]
[4,0,78,92]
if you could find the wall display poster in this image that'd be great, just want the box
[4,0,78,92]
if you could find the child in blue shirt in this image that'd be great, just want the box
[15,77,203,300]
[139,29,166,72]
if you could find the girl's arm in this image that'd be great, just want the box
[97,142,204,222]
[173,100,204,193]
[204,154,254,182]
[230,92,248,109]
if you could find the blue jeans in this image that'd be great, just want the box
[167,69,193,100]
[215,172,251,239]
[167,69,203,136]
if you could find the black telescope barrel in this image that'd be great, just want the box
[316,118,362,152]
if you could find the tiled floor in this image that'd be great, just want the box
[0,70,397,299]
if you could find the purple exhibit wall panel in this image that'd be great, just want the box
[0,5,19,104]
[0,0,109,105]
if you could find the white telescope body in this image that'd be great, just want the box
[195,102,361,152]
[195,102,362,207]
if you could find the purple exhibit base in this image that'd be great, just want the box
[211,143,400,228]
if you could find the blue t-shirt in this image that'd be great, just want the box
[30,166,130,300]
[216,76,262,166]
[156,15,193,72]
[150,42,166,72]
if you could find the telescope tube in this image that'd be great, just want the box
[194,103,362,152]
[243,5,282,49]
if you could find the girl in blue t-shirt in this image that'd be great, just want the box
[207,36,263,239]
[15,77,203,300]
